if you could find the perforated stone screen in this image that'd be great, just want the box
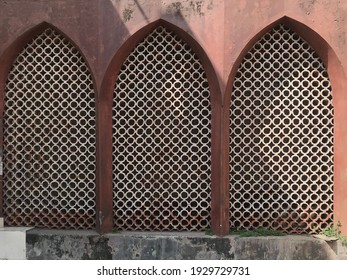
[3,28,96,229]
[112,26,211,231]
[229,24,334,234]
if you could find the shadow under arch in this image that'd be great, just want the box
[225,15,347,234]
[97,19,223,234]
[0,21,98,226]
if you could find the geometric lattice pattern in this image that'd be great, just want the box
[230,24,334,234]
[3,28,96,229]
[113,26,211,231]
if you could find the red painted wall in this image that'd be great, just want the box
[1,0,347,235]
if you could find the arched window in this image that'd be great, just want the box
[229,24,333,233]
[3,28,96,229]
[112,26,211,231]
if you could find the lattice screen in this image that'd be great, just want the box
[229,24,334,233]
[3,28,96,229]
[113,26,211,231]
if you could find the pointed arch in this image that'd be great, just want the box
[225,16,345,107]
[100,19,221,105]
[0,23,97,229]
[0,21,97,116]
[225,16,347,234]
[97,19,223,233]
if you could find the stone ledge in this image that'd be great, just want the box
[312,234,338,241]
[312,234,347,255]
[24,229,338,260]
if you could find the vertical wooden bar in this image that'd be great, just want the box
[95,92,113,233]
[206,65,229,236]
[211,102,230,236]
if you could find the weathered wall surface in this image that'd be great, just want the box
[1,0,347,235]
[26,229,338,260]
[1,0,346,112]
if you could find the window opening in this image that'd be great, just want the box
[113,26,211,231]
[3,28,96,229]
[229,24,333,233]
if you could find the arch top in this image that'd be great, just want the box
[1,21,71,65]
[100,19,221,106]
[225,15,346,106]
[0,21,96,99]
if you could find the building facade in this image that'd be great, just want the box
[0,0,347,236]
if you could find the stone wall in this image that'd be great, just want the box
[26,229,338,260]
[1,0,347,235]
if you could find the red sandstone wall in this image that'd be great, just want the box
[1,0,347,234]
[1,0,346,94]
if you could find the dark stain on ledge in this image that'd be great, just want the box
[89,236,113,260]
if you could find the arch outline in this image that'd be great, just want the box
[224,15,347,234]
[0,21,98,226]
[97,19,223,234]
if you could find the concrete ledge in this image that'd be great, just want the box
[0,218,3,228]
[232,235,336,260]
[0,227,33,259]
[313,234,347,256]
[26,229,338,260]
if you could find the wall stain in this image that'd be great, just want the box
[338,31,346,48]
[123,8,133,22]
[166,0,210,18]
[207,0,213,10]
[166,2,183,17]
[89,236,112,260]
[299,0,317,15]
[189,1,205,16]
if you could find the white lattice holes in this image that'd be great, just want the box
[3,28,96,229]
[113,26,212,231]
[229,24,334,234]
